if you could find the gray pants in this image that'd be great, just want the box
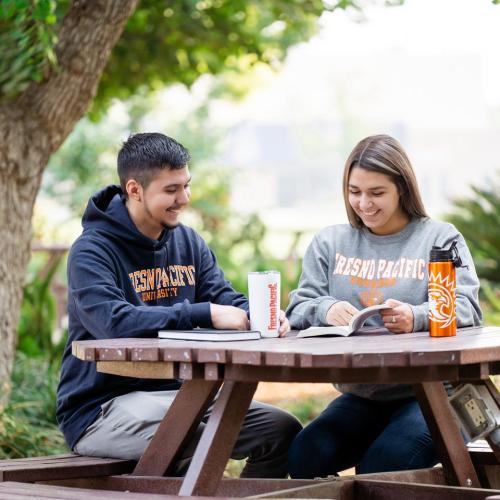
[74,390,302,478]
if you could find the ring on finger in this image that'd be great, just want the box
[392,315,396,323]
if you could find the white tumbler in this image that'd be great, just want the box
[248,271,281,338]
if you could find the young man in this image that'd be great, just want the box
[56,133,301,477]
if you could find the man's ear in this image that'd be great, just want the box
[125,179,143,202]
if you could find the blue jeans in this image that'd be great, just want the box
[288,393,439,478]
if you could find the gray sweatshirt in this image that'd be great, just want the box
[286,217,482,400]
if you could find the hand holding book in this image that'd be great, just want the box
[298,303,393,338]
[379,299,415,333]
[298,300,415,338]
[329,299,414,333]
[326,301,360,326]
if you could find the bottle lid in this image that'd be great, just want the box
[430,246,452,262]
[429,241,464,267]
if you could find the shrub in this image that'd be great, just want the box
[17,252,67,362]
[446,175,500,325]
[0,353,67,458]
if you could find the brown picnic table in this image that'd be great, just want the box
[68,326,500,498]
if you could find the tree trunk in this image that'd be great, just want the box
[0,0,138,411]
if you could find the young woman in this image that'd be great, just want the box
[286,134,482,478]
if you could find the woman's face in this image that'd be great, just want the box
[347,167,409,235]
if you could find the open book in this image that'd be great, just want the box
[158,328,261,341]
[297,303,392,338]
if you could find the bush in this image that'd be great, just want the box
[279,394,333,425]
[0,353,67,459]
[446,175,500,325]
[481,280,500,325]
[447,178,499,284]
[224,392,333,478]
[17,252,67,362]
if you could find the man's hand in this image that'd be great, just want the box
[326,301,359,326]
[380,299,414,333]
[210,304,250,330]
[278,310,290,337]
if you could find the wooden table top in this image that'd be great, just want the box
[72,326,500,370]
[70,327,500,494]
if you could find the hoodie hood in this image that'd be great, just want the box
[82,185,171,248]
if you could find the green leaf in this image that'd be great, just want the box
[0,0,60,101]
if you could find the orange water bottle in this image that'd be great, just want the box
[428,241,463,337]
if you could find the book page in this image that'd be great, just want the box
[349,303,392,332]
[297,325,351,338]
[297,303,393,338]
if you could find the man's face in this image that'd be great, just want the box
[137,166,191,237]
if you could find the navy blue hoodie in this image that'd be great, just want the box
[56,185,248,449]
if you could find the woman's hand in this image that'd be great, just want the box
[326,301,359,326]
[380,299,414,333]
[278,310,290,337]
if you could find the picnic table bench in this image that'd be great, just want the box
[0,480,176,499]
[0,454,135,483]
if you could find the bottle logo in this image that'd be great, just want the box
[429,272,456,328]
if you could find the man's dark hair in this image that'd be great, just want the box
[117,133,191,193]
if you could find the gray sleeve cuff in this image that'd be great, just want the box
[318,298,338,326]
[411,303,429,332]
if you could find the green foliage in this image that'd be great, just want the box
[446,174,500,325]
[3,1,500,106]
[17,252,66,362]
[0,410,66,459]
[481,280,500,326]
[43,86,305,302]
[8,354,60,425]
[1,0,396,108]
[224,392,333,477]
[447,177,500,283]
[0,353,67,458]
[93,0,328,113]
[279,393,333,424]
[0,0,331,105]
[42,117,119,214]
[42,93,225,215]
[0,0,58,100]
[190,170,303,303]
